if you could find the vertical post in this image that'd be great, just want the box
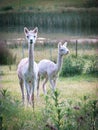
[50,45,52,60]
[22,42,24,58]
[76,40,78,57]
[0,116,2,130]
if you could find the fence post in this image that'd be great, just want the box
[22,42,24,58]
[76,40,78,57]
[49,45,52,60]
[0,116,2,130]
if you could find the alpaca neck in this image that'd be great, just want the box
[56,53,63,72]
[28,43,34,72]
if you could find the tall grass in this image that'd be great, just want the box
[1,88,97,130]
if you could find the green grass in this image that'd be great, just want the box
[0,0,98,128]
[0,42,98,129]
[0,65,98,129]
[1,64,97,100]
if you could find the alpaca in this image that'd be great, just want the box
[17,27,39,107]
[37,42,69,95]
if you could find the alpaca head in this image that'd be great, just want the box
[58,42,69,56]
[24,27,38,44]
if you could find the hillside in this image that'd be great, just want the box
[0,0,98,12]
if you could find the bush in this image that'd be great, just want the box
[60,55,85,77]
[44,90,98,130]
[86,56,98,76]
[0,40,15,65]
[1,6,13,11]
[84,0,98,7]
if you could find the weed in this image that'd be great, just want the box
[44,90,98,130]
[60,55,85,77]
[44,90,66,130]
[86,56,98,76]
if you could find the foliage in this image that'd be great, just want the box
[0,0,94,12]
[0,87,98,130]
[44,90,98,130]
[86,56,98,76]
[84,0,98,7]
[1,6,13,11]
[0,89,25,130]
[0,89,47,130]
[0,40,16,65]
[44,90,66,130]
[60,55,85,77]
[60,54,98,77]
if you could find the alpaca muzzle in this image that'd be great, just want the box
[30,39,33,44]
[67,50,70,54]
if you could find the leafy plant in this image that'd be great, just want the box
[0,89,23,130]
[1,6,13,11]
[0,40,16,65]
[84,0,98,7]
[44,90,98,130]
[44,90,66,130]
[60,55,85,77]
[86,56,98,76]
[44,90,78,130]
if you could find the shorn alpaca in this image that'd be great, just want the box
[37,42,69,95]
[17,27,39,107]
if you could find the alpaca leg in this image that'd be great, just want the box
[24,82,30,105]
[31,81,35,109]
[49,78,55,92]
[31,92,34,109]
[37,74,40,97]
[42,77,48,94]
[53,77,57,90]
[19,78,24,104]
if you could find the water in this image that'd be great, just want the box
[0,11,98,40]
[0,25,98,40]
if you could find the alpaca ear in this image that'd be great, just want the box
[33,27,38,33]
[63,42,67,47]
[58,42,62,48]
[24,27,29,34]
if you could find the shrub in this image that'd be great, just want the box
[46,90,98,130]
[84,0,98,7]
[45,90,68,130]
[0,89,22,130]
[0,40,15,65]
[1,6,13,11]
[86,56,98,76]
[60,55,85,77]
[44,90,98,130]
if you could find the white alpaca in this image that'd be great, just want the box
[17,27,39,107]
[37,42,69,95]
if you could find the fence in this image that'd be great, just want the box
[5,37,98,61]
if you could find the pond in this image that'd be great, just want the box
[0,11,98,41]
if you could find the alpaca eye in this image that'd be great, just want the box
[61,49,64,51]
[34,36,36,38]
[27,36,29,39]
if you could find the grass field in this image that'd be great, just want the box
[0,64,98,130]
[0,0,98,128]
[1,64,97,100]
[0,42,98,129]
